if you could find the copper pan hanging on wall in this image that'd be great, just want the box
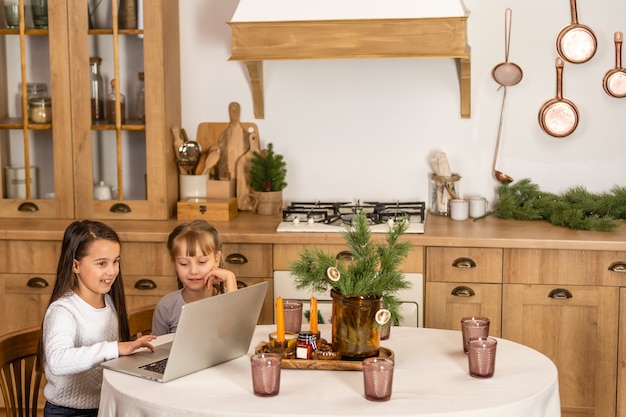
[538,57,579,138]
[556,0,597,64]
[603,31,626,98]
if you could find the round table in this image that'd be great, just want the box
[98,324,561,417]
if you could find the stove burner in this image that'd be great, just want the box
[282,201,425,226]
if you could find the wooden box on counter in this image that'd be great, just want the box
[177,198,238,221]
[208,179,236,199]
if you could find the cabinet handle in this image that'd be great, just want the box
[548,288,573,299]
[608,261,626,272]
[110,203,131,213]
[27,277,49,288]
[336,251,355,261]
[451,286,475,297]
[18,202,39,212]
[226,253,248,265]
[452,257,476,269]
[134,279,157,290]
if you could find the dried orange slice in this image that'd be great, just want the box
[375,308,391,325]
[327,267,340,281]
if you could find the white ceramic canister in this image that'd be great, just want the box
[469,196,488,218]
[450,198,469,221]
[179,174,208,201]
[4,166,38,199]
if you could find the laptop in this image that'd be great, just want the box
[101,281,268,382]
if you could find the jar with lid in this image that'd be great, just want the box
[295,331,317,360]
[90,57,105,121]
[106,79,126,124]
[18,83,47,118]
[29,96,52,124]
[136,71,145,122]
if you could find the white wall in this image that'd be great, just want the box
[179,0,626,206]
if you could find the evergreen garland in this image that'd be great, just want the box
[492,179,626,231]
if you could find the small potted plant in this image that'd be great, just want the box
[289,212,412,358]
[249,143,287,215]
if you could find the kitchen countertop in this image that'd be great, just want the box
[2,212,626,250]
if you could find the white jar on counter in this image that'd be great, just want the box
[28,97,52,123]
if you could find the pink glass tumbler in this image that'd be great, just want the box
[461,316,490,353]
[467,337,497,378]
[250,353,282,397]
[362,357,394,401]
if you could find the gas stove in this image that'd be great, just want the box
[276,201,426,233]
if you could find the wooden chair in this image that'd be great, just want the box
[128,305,156,340]
[0,326,44,417]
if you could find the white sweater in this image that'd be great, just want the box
[42,292,120,409]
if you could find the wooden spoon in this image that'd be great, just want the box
[202,146,221,176]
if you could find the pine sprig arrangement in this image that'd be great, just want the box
[289,212,412,324]
[493,179,626,231]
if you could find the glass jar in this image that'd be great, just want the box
[90,57,105,121]
[136,71,145,122]
[106,79,126,124]
[429,173,461,216]
[295,331,317,359]
[28,97,52,124]
[19,83,47,118]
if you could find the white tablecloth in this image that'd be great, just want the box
[98,325,561,417]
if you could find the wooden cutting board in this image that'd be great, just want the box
[217,102,249,180]
[235,131,260,211]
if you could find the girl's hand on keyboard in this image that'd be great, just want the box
[119,334,157,356]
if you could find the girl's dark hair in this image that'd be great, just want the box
[37,220,131,369]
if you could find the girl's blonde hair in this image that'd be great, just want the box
[167,219,222,261]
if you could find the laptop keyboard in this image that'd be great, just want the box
[139,358,168,374]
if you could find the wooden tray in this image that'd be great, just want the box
[281,347,394,371]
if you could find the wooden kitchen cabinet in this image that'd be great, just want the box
[425,247,502,335]
[0,240,59,334]
[223,243,274,324]
[503,249,624,417]
[618,289,626,417]
[1,274,54,334]
[0,0,74,218]
[0,0,180,220]
[69,0,180,220]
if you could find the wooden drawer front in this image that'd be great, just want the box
[2,274,55,334]
[124,275,180,311]
[503,284,618,416]
[122,242,174,276]
[504,249,626,286]
[273,244,424,273]
[426,247,502,283]
[425,282,501,337]
[0,241,60,273]
[237,277,274,325]
[222,244,272,277]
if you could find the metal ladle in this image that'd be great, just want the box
[492,87,513,184]
[178,136,202,174]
